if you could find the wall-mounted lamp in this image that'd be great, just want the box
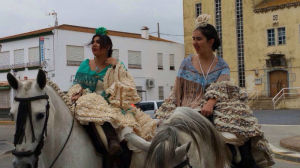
[254,69,259,76]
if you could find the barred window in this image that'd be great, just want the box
[215,0,223,57]
[157,53,163,70]
[0,51,10,70]
[112,49,119,59]
[158,86,164,100]
[14,49,25,68]
[236,0,245,87]
[278,27,286,45]
[66,45,84,66]
[267,29,275,46]
[128,50,142,69]
[28,47,40,67]
[169,54,175,70]
[195,3,202,17]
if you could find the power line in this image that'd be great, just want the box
[149,32,184,37]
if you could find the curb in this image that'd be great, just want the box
[269,143,300,163]
[0,121,14,125]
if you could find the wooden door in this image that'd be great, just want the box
[269,70,288,97]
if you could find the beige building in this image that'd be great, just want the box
[183,0,300,100]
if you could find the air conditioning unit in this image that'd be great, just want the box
[146,79,155,88]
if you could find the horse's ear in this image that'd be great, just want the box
[7,73,19,90]
[175,141,191,160]
[37,69,46,89]
[124,132,151,152]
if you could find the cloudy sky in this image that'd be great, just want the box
[0,0,184,43]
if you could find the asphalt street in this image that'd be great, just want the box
[0,109,300,167]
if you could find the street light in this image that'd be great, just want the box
[48,10,58,27]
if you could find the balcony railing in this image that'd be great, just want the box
[0,65,10,70]
[27,61,41,67]
[12,63,26,69]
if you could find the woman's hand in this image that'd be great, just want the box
[71,89,83,102]
[201,99,216,116]
[105,57,118,66]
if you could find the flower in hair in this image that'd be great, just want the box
[95,27,107,35]
[195,14,210,28]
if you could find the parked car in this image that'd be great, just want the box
[135,100,164,118]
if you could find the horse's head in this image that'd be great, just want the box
[145,126,192,168]
[8,70,49,168]
[125,124,192,168]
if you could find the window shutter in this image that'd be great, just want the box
[28,47,40,67]
[128,50,142,69]
[0,51,10,69]
[169,54,175,70]
[66,45,84,66]
[112,49,119,59]
[14,49,25,68]
[157,53,163,70]
[0,90,10,108]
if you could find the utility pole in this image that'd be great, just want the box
[157,22,160,38]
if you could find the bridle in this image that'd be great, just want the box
[174,155,193,168]
[12,94,75,168]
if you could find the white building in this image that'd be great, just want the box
[0,24,184,117]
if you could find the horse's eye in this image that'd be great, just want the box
[36,113,45,120]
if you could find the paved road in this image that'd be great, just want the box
[1,109,300,167]
[254,109,300,125]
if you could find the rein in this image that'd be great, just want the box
[12,94,75,168]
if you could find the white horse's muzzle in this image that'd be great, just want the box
[13,155,37,168]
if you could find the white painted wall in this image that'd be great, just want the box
[0,28,184,102]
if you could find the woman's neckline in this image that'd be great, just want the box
[88,59,111,73]
[189,54,219,75]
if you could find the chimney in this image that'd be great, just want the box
[141,26,149,39]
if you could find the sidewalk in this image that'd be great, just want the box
[261,124,300,163]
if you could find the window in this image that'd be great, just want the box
[0,51,10,70]
[158,86,164,100]
[169,54,175,70]
[112,49,119,59]
[157,53,163,70]
[278,27,286,45]
[195,3,202,17]
[215,0,223,57]
[128,50,142,69]
[14,49,25,68]
[136,86,143,100]
[267,29,275,46]
[28,47,40,67]
[236,0,245,87]
[66,45,84,66]
[0,90,10,109]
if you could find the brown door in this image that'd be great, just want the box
[269,70,288,97]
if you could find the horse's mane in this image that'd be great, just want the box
[145,107,228,168]
[46,80,73,111]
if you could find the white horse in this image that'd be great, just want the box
[7,70,102,168]
[125,107,232,168]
